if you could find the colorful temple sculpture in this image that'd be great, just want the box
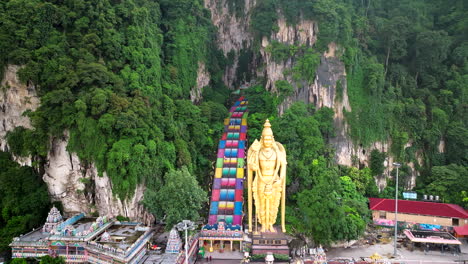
[199,96,248,253]
[10,207,154,264]
[42,206,63,233]
[165,228,182,254]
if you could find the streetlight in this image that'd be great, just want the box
[393,162,401,257]
[176,220,196,264]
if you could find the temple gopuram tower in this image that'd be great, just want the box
[42,206,63,234]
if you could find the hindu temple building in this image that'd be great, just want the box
[165,228,182,254]
[10,207,154,264]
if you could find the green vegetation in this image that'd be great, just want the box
[245,85,373,245]
[6,256,64,264]
[0,0,229,254]
[39,256,65,264]
[291,48,320,83]
[0,0,465,252]
[369,150,386,177]
[250,0,466,208]
[265,41,297,63]
[422,165,468,207]
[344,0,466,205]
[143,167,207,229]
[0,152,50,253]
[344,55,389,145]
[251,253,289,261]
[0,0,228,201]
[250,0,279,38]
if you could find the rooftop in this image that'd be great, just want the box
[369,198,468,219]
[404,229,461,245]
[93,223,145,251]
[454,225,468,236]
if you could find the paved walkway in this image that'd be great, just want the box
[204,250,244,260]
[327,240,468,263]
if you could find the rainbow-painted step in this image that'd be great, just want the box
[207,97,248,226]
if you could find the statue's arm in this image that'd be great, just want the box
[275,142,287,178]
[247,139,261,171]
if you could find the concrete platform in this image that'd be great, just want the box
[205,249,244,260]
[251,227,289,255]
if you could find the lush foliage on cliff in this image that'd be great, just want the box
[0,0,232,249]
[248,0,467,207]
[0,0,227,206]
[343,0,467,204]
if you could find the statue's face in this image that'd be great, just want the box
[263,135,273,148]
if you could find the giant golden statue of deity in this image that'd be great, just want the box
[247,119,287,233]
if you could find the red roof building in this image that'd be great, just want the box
[369,198,468,227]
[454,225,468,237]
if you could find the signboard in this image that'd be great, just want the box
[403,192,417,199]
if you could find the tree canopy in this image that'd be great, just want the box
[143,167,207,229]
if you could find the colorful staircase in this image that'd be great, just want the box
[208,97,248,226]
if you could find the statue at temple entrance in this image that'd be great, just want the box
[247,119,287,233]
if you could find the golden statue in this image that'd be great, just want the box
[247,119,287,233]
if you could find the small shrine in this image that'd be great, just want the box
[100,231,111,242]
[42,206,63,233]
[165,228,182,254]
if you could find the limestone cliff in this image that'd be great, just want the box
[0,65,39,166]
[0,65,154,223]
[260,18,318,94]
[204,0,255,88]
[206,7,420,188]
[43,133,154,223]
[191,62,210,103]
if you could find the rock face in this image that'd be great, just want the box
[0,65,39,165]
[0,65,154,223]
[43,133,154,223]
[191,62,210,103]
[259,18,318,95]
[206,7,420,188]
[204,0,255,88]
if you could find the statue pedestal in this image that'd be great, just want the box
[251,226,289,255]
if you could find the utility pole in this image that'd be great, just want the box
[393,162,401,258]
[177,220,195,264]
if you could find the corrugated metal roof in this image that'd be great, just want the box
[369,198,468,219]
[454,225,468,236]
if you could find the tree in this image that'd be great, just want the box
[294,169,344,245]
[143,167,207,229]
[40,256,65,264]
[0,152,50,253]
[289,161,368,245]
[338,176,369,241]
[423,165,468,206]
[10,259,28,264]
[445,121,468,166]
[414,30,451,75]
[347,167,379,197]
[250,0,278,37]
[369,150,386,177]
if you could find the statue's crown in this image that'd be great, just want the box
[262,119,273,137]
